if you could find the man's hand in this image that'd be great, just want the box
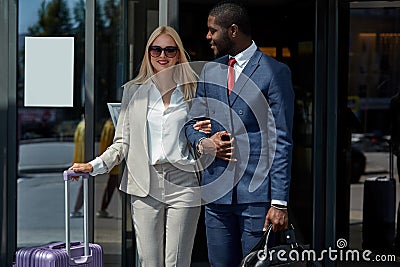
[69,163,93,181]
[263,205,288,232]
[201,131,236,161]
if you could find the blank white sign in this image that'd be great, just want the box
[25,37,74,107]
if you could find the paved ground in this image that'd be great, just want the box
[16,151,400,266]
[346,152,400,266]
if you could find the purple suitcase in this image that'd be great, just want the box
[13,170,104,267]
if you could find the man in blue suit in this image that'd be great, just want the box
[185,1,294,266]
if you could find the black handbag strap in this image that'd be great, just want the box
[262,224,299,255]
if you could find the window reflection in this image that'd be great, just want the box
[17,0,86,248]
[348,6,400,252]
[17,0,126,264]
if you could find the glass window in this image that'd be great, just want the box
[93,0,125,264]
[348,4,400,253]
[17,0,86,248]
[93,0,158,265]
[17,2,130,264]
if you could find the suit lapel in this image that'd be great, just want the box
[213,58,230,106]
[228,51,261,106]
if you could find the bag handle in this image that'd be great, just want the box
[261,224,299,258]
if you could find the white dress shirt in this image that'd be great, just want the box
[90,83,193,176]
[229,40,257,82]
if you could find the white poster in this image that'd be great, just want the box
[24,37,74,107]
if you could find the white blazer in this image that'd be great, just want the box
[100,83,151,196]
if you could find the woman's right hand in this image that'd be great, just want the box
[69,163,93,180]
[194,119,211,134]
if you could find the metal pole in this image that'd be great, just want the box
[0,0,17,265]
[85,0,95,242]
[313,0,328,253]
[159,0,168,26]
[325,1,338,264]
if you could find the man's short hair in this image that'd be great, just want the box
[209,1,252,36]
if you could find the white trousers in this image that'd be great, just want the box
[130,163,201,267]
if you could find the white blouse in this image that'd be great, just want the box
[146,83,192,165]
[90,83,193,176]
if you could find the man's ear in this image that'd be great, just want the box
[230,24,239,38]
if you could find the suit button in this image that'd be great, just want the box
[238,110,243,115]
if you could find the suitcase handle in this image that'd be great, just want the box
[63,170,90,180]
[63,170,91,261]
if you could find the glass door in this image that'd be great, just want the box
[347,1,400,254]
[17,0,86,248]
[120,0,160,267]
[17,0,128,265]
[179,1,316,264]
[92,0,125,266]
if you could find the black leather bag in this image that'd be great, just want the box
[239,225,311,267]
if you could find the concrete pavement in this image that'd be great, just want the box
[16,151,400,266]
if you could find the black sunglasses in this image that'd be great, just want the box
[149,46,179,58]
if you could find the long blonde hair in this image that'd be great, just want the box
[127,25,197,101]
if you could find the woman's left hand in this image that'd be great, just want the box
[69,163,93,181]
[194,119,211,134]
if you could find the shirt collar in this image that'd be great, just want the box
[229,40,257,68]
[170,85,183,105]
[149,82,183,105]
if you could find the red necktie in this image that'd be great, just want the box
[228,57,236,95]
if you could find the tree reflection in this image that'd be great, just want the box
[28,0,72,36]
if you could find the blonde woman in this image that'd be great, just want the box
[70,26,208,267]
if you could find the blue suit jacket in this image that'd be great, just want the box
[185,49,294,205]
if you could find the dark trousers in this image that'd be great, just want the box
[205,202,270,267]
